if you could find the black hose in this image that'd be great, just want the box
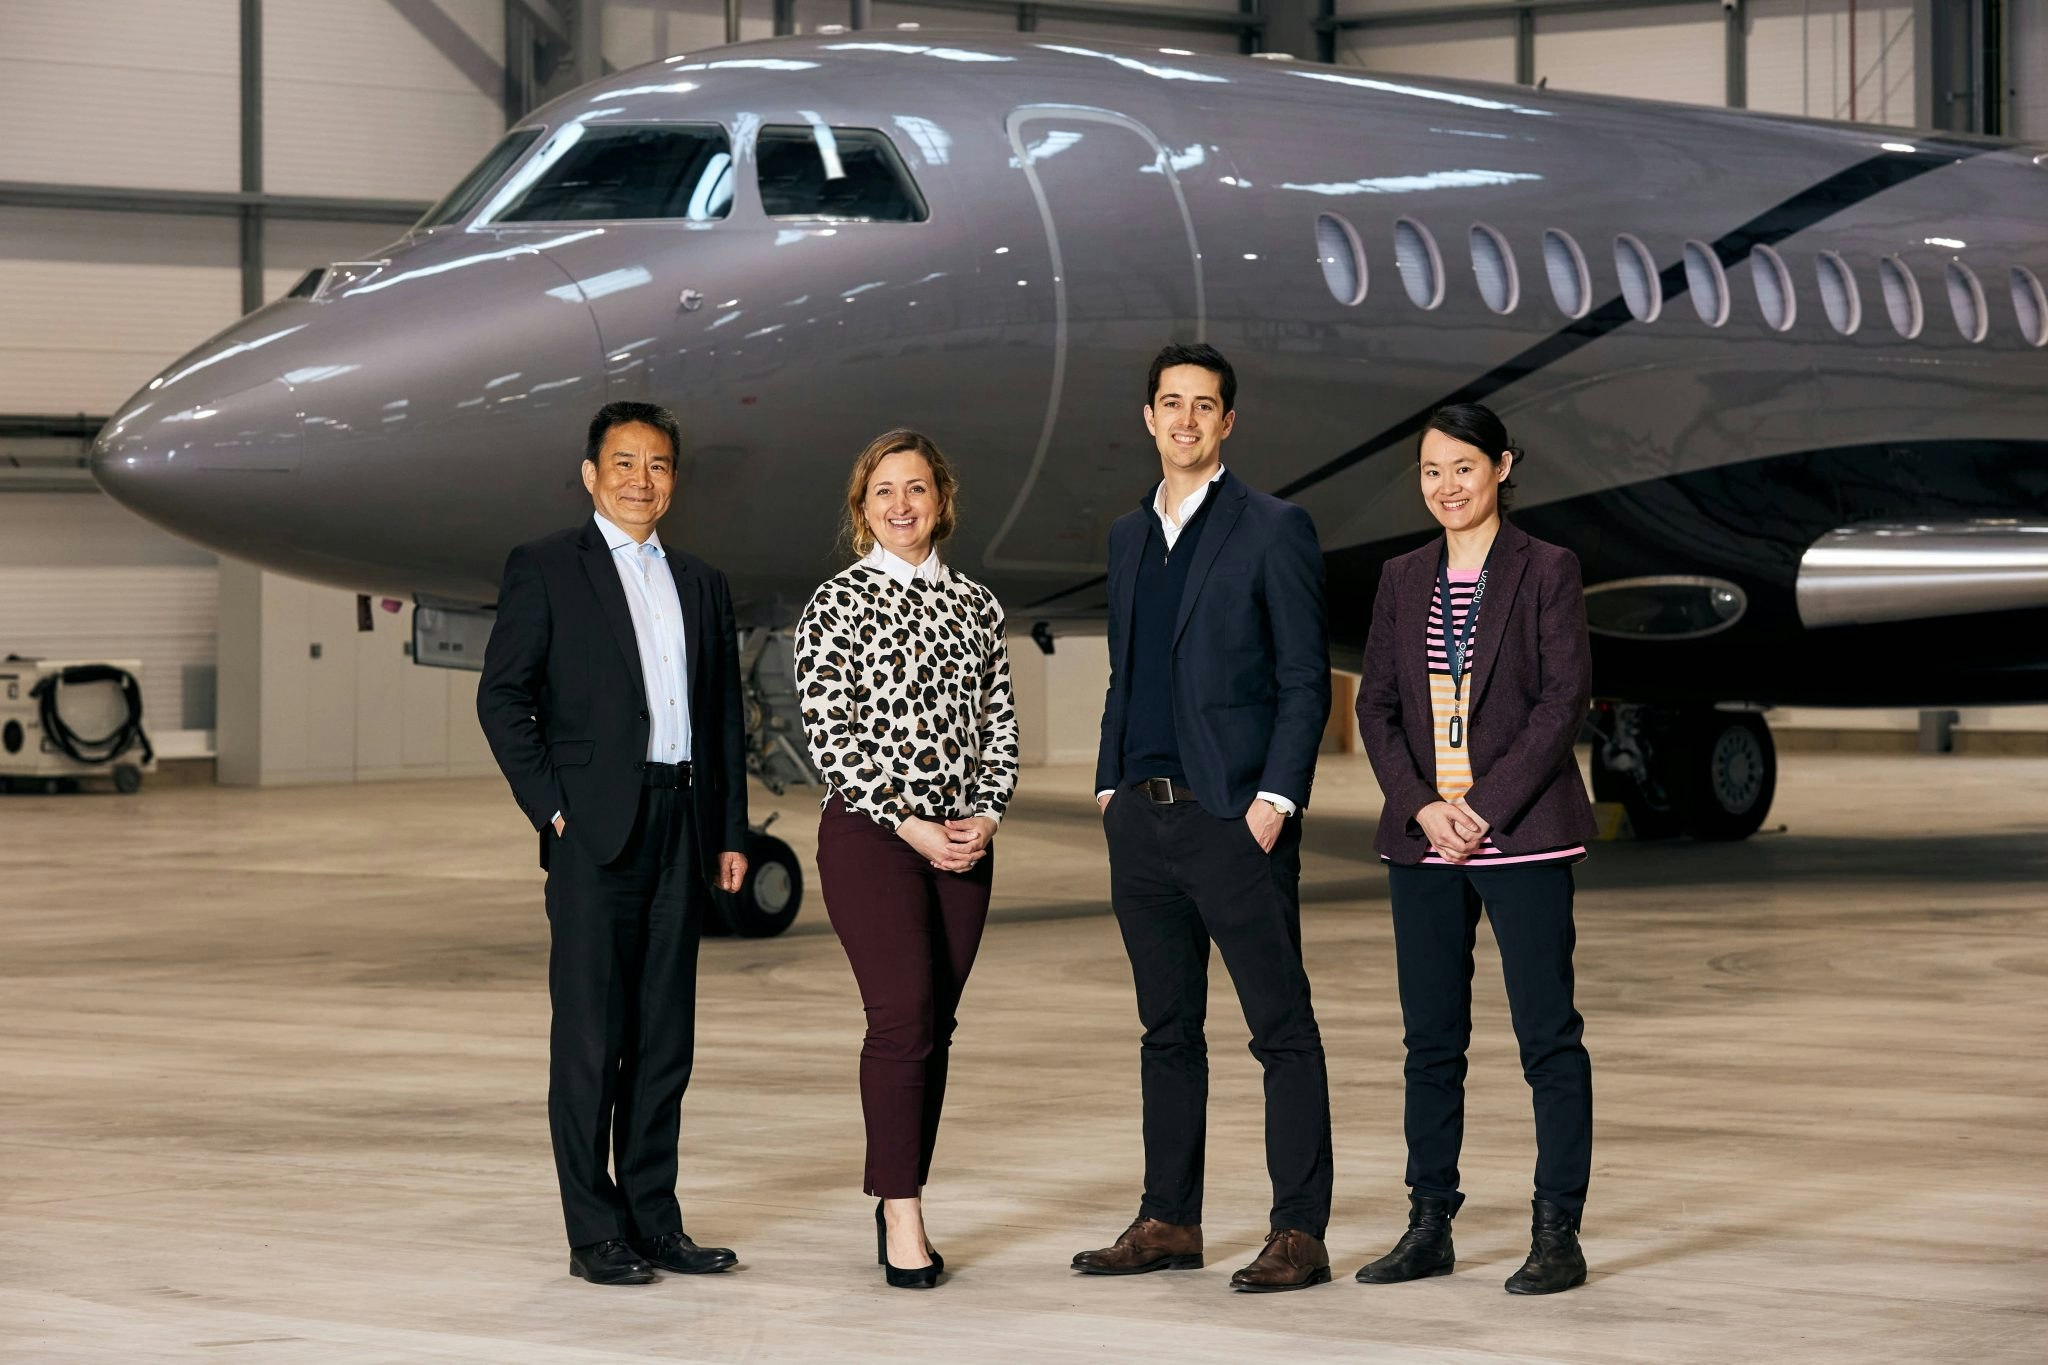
[29,664,153,767]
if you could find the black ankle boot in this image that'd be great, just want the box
[1504,1199,1587,1295]
[1354,1194,1455,1284]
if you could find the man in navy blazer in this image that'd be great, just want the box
[1071,344,1336,1293]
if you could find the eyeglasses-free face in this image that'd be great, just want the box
[1418,428,1511,534]
[1144,363,1235,479]
[583,420,677,540]
[863,448,940,564]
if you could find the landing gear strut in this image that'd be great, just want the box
[1592,703,1777,841]
[701,627,821,939]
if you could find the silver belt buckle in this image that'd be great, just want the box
[1144,777,1177,804]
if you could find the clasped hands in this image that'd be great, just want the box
[1417,797,1491,863]
[899,815,997,872]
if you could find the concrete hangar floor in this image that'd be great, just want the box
[1,750,2040,1363]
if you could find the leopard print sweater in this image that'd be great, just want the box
[795,562,1020,830]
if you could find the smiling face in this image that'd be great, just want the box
[862,448,939,563]
[1418,428,1511,533]
[582,420,675,541]
[1144,363,1234,479]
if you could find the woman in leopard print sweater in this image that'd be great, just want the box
[795,428,1018,1287]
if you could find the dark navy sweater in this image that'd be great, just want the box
[1121,488,1218,784]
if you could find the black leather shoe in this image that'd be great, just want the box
[875,1201,940,1287]
[1356,1194,1456,1283]
[633,1230,737,1275]
[569,1239,656,1285]
[1504,1199,1587,1295]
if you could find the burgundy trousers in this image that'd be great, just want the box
[816,794,993,1198]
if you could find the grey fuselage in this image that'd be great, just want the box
[92,34,2048,707]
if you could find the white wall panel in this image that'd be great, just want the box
[1027,17,1242,54]
[871,4,1025,34]
[217,561,494,786]
[0,563,217,740]
[2016,0,2048,140]
[1747,0,1914,125]
[1337,18,1517,83]
[0,493,219,741]
[265,0,506,202]
[0,208,240,416]
[1535,4,1726,108]
[0,0,239,191]
[1337,0,1528,11]
[602,0,778,67]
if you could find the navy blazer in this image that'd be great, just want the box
[1095,470,1332,817]
[1356,518,1597,863]
[477,517,750,880]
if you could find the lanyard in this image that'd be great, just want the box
[1437,539,1493,748]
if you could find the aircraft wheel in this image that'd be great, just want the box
[713,832,803,938]
[1677,711,1776,842]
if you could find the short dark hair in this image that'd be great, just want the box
[1420,402,1522,511]
[1146,342,1236,415]
[584,400,682,468]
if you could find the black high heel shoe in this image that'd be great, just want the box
[875,1200,941,1288]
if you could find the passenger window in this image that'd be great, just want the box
[416,128,544,229]
[488,124,734,223]
[755,125,928,222]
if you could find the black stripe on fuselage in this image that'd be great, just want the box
[1024,142,1982,611]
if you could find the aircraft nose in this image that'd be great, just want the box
[92,373,304,551]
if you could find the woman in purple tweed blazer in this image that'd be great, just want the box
[1352,403,1598,1298]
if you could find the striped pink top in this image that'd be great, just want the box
[1414,568,1585,868]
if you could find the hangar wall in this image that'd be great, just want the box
[1,0,2043,787]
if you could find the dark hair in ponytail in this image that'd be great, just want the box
[1420,402,1522,511]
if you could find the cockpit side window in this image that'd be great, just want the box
[486,124,736,223]
[755,126,929,223]
[415,129,544,230]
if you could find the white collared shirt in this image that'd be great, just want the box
[1101,466,1295,818]
[594,512,692,763]
[1151,466,1226,551]
[861,541,948,588]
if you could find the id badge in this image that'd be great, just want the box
[1447,713,1464,750]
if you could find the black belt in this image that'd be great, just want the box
[642,761,692,789]
[1138,776,1190,804]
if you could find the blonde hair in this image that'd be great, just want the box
[841,428,959,559]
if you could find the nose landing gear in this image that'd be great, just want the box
[1592,703,1777,842]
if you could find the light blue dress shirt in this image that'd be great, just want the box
[594,512,692,763]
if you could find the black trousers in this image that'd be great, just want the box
[1104,788,1334,1237]
[544,785,706,1248]
[1386,861,1593,1222]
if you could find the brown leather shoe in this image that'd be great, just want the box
[1072,1217,1203,1275]
[1229,1229,1332,1292]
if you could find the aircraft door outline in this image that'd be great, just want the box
[983,106,1207,572]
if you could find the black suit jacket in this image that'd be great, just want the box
[1095,470,1332,817]
[477,517,749,880]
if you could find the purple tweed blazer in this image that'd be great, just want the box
[1356,519,1598,865]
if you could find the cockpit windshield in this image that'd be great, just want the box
[479,123,735,224]
[414,129,544,230]
[756,126,928,222]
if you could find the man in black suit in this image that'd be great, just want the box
[478,401,750,1286]
[1072,344,1336,1293]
